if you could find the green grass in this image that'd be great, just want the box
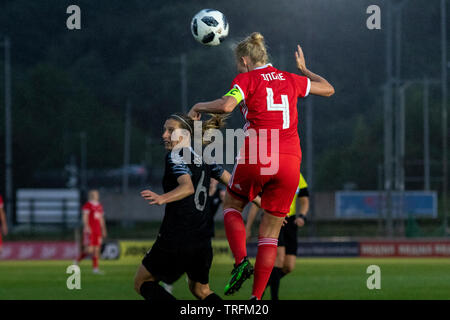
[1,257,449,300]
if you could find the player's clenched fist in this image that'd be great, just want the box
[187,106,201,120]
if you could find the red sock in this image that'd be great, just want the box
[223,208,247,265]
[252,237,278,300]
[93,256,99,269]
[77,252,87,262]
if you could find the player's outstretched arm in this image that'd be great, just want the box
[295,44,335,97]
[141,174,194,205]
[188,95,238,120]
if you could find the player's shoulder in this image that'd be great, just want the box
[281,69,300,81]
[82,201,91,210]
[168,147,199,166]
[167,149,187,164]
[232,71,250,84]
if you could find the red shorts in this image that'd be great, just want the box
[227,153,301,216]
[83,232,102,247]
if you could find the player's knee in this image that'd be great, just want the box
[259,213,285,238]
[223,193,246,212]
[282,259,296,274]
[283,265,294,274]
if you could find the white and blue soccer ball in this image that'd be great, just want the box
[191,9,229,46]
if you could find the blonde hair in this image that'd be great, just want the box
[168,113,228,145]
[235,32,269,65]
[88,190,99,201]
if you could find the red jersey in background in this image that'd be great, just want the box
[82,201,104,235]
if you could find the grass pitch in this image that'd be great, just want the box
[0,257,449,300]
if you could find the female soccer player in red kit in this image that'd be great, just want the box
[188,32,334,299]
[0,194,8,255]
[76,189,107,274]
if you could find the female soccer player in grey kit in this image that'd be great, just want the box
[134,113,260,301]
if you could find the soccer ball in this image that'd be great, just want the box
[191,9,229,46]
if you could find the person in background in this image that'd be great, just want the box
[75,189,107,274]
[0,194,8,255]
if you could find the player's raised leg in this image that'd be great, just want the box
[223,191,255,295]
[223,191,248,265]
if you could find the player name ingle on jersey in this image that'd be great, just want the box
[261,72,285,81]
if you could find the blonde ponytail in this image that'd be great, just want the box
[168,113,228,145]
[235,32,269,65]
[202,113,229,145]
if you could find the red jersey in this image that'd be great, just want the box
[0,194,3,244]
[82,201,104,234]
[230,64,310,159]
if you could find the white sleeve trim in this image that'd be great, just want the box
[304,78,311,97]
[234,84,245,101]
